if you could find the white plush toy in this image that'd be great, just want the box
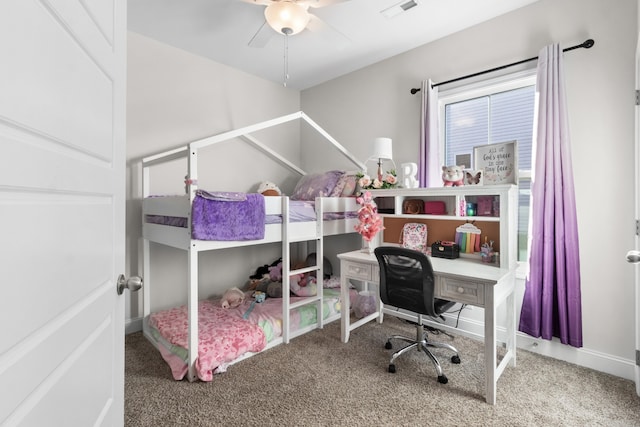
[256,181,282,196]
[442,165,465,187]
[221,287,245,309]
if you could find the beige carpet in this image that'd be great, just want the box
[125,317,640,426]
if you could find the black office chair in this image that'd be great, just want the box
[374,246,461,384]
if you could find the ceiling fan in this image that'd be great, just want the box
[239,0,352,48]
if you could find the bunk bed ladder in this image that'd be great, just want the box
[281,197,325,344]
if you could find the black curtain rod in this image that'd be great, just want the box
[410,38,595,95]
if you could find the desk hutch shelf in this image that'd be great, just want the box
[369,185,518,270]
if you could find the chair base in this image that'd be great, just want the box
[385,323,460,384]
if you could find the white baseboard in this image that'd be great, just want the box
[125,317,143,335]
[443,312,637,382]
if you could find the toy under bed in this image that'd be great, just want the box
[147,287,357,381]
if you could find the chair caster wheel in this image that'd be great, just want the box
[451,355,461,364]
[385,341,392,350]
[388,364,396,373]
[437,375,448,384]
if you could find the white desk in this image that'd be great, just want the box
[338,249,516,405]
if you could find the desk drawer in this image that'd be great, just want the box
[439,277,484,306]
[344,261,372,281]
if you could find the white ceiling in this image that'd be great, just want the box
[128,0,540,90]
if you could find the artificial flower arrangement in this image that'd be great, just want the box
[356,169,398,191]
[354,191,385,243]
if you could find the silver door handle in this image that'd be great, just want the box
[626,250,640,263]
[117,274,143,295]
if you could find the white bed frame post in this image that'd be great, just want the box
[316,197,325,329]
[186,146,199,381]
[142,163,151,322]
[281,196,290,343]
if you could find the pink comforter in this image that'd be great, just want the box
[149,299,266,381]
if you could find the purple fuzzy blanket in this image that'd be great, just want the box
[191,191,265,241]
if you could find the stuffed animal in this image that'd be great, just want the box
[249,265,270,281]
[249,258,281,281]
[221,287,245,309]
[247,276,269,292]
[442,165,465,187]
[266,281,282,298]
[290,272,317,297]
[268,262,283,282]
[246,258,284,298]
[257,181,282,197]
[252,291,266,303]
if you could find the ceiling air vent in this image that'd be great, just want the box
[381,0,419,19]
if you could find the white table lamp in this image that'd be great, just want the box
[370,137,394,182]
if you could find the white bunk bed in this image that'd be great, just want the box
[141,111,365,382]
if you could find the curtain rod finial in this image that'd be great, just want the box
[584,39,595,49]
[410,88,421,95]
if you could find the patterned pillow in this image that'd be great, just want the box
[291,170,343,201]
[329,171,358,197]
[330,172,348,197]
[340,173,358,197]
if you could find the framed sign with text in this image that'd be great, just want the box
[473,140,518,185]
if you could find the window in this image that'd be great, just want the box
[438,71,536,262]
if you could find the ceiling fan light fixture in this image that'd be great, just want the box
[264,1,310,36]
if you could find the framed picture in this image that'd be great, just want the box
[464,169,484,186]
[473,140,518,185]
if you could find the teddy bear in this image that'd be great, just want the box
[442,165,465,187]
[220,287,245,309]
[256,181,282,196]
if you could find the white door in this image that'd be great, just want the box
[0,1,127,425]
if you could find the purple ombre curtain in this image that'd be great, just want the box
[518,44,583,347]
[418,79,441,187]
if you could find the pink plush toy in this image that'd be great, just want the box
[442,165,465,187]
[290,273,317,297]
[269,262,283,282]
[221,287,245,309]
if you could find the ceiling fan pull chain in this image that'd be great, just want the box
[283,32,290,87]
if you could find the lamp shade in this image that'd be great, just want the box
[264,1,310,35]
[372,137,393,160]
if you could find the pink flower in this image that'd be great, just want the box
[358,175,371,189]
[356,190,373,205]
[354,191,385,242]
[372,179,383,189]
[385,174,397,185]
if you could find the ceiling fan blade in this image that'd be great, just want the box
[306,14,351,48]
[302,0,353,8]
[248,20,275,48]
[237,0,272,6]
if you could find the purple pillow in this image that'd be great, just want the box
[333,172,357,197]
[291,170,344,201]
